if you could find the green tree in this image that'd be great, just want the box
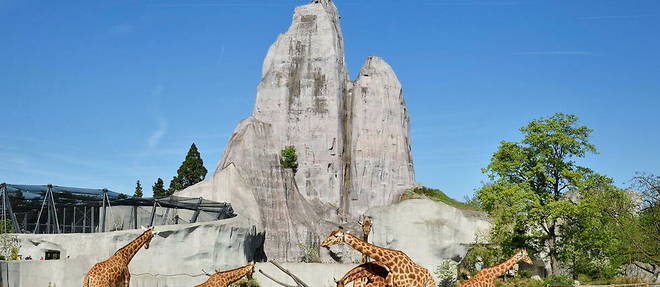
[626,173,660,265]
[168,143,208,194]
[476,113,610,275]
[133,180,143,198]
[280,146,298,173]
[152,178,166,198]
[561,174,635,278]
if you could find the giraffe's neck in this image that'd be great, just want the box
[344,233,400,268]
[361,228,370,263]
[114,231,151,264]
[489,253,522,279]
[217,265,252,285]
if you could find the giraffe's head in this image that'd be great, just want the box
[321,227,347,247]
[140,226,156,249]
[359,216,373,236]
[246,262,256,279]
[516,249,534,265]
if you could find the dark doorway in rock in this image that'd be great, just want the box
[45,250,60,260]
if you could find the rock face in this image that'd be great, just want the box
[178,0,416,261]
[347,57,415,216]
[0,217,263,287]
[255,0,348,207]
[366,199,491,276]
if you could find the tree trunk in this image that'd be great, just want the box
[547,225,562,276]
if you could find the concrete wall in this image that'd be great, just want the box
[0,215,263,287]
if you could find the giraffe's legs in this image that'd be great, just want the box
[123,270,131,287]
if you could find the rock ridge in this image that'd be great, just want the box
[178,0,416,261]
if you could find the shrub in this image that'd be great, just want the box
[517,269,533,279]
[280,146,298,173]
[234,278,260,287]
[610,276,645,284]
[543,275,574,286]
[494,278,545,287]
[435,259,458,287]
[298,243,320,263]
[403,187,480,211]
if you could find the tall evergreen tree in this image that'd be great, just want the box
[133,180,143,198]
[152,178,166,198]
[168,143,208,194]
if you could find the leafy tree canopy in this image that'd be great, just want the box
[476,113,632,277]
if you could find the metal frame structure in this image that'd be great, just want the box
[1,183,235,234]
[1,183,21,233]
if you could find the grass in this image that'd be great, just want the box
[401,187,480,211]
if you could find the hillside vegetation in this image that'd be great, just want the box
[401,186,480,211]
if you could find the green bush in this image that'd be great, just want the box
[543,275,574,286]
[402,187,480,211]
[610,276,645,284]
[494,278,545,287]
[280,146,298,173]
[234,278,260,287]
[517,269,533,279]
[434,260,458,287]
[297,243,320,263]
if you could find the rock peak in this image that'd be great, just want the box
[179,0,414,261]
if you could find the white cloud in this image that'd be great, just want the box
[147,118,168,149]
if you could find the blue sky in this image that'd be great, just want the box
[1,0,658,199]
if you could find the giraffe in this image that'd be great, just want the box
[195,262,256,287]
[83,226,156,287]
[357,216,374,264]
[335,262,388,287]
[458,249,534,287]
[321,227,434,287]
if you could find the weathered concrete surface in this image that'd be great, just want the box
[254,262,355,287]
[177,0,417,262]
[347,56,415,216]
[0,216,263,287]
[365,199,491,274]
[178,117,333,262]
[255,0,348,208]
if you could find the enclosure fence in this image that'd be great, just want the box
[0,183,234,234]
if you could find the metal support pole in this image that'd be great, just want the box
[161,206,170,225]
[149,201,157,227]
[132,205,138,229]
[72,206,77,233]
[101,189,107,232]
[91,206,95,233]
[46,189,52,234]
[190,197,204,223]
[62,207,66,233]
[49,187,61,234]
[83,206,87,233]
[0,184,17,233]
[1,183,6,234]
[33,186,49,234]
